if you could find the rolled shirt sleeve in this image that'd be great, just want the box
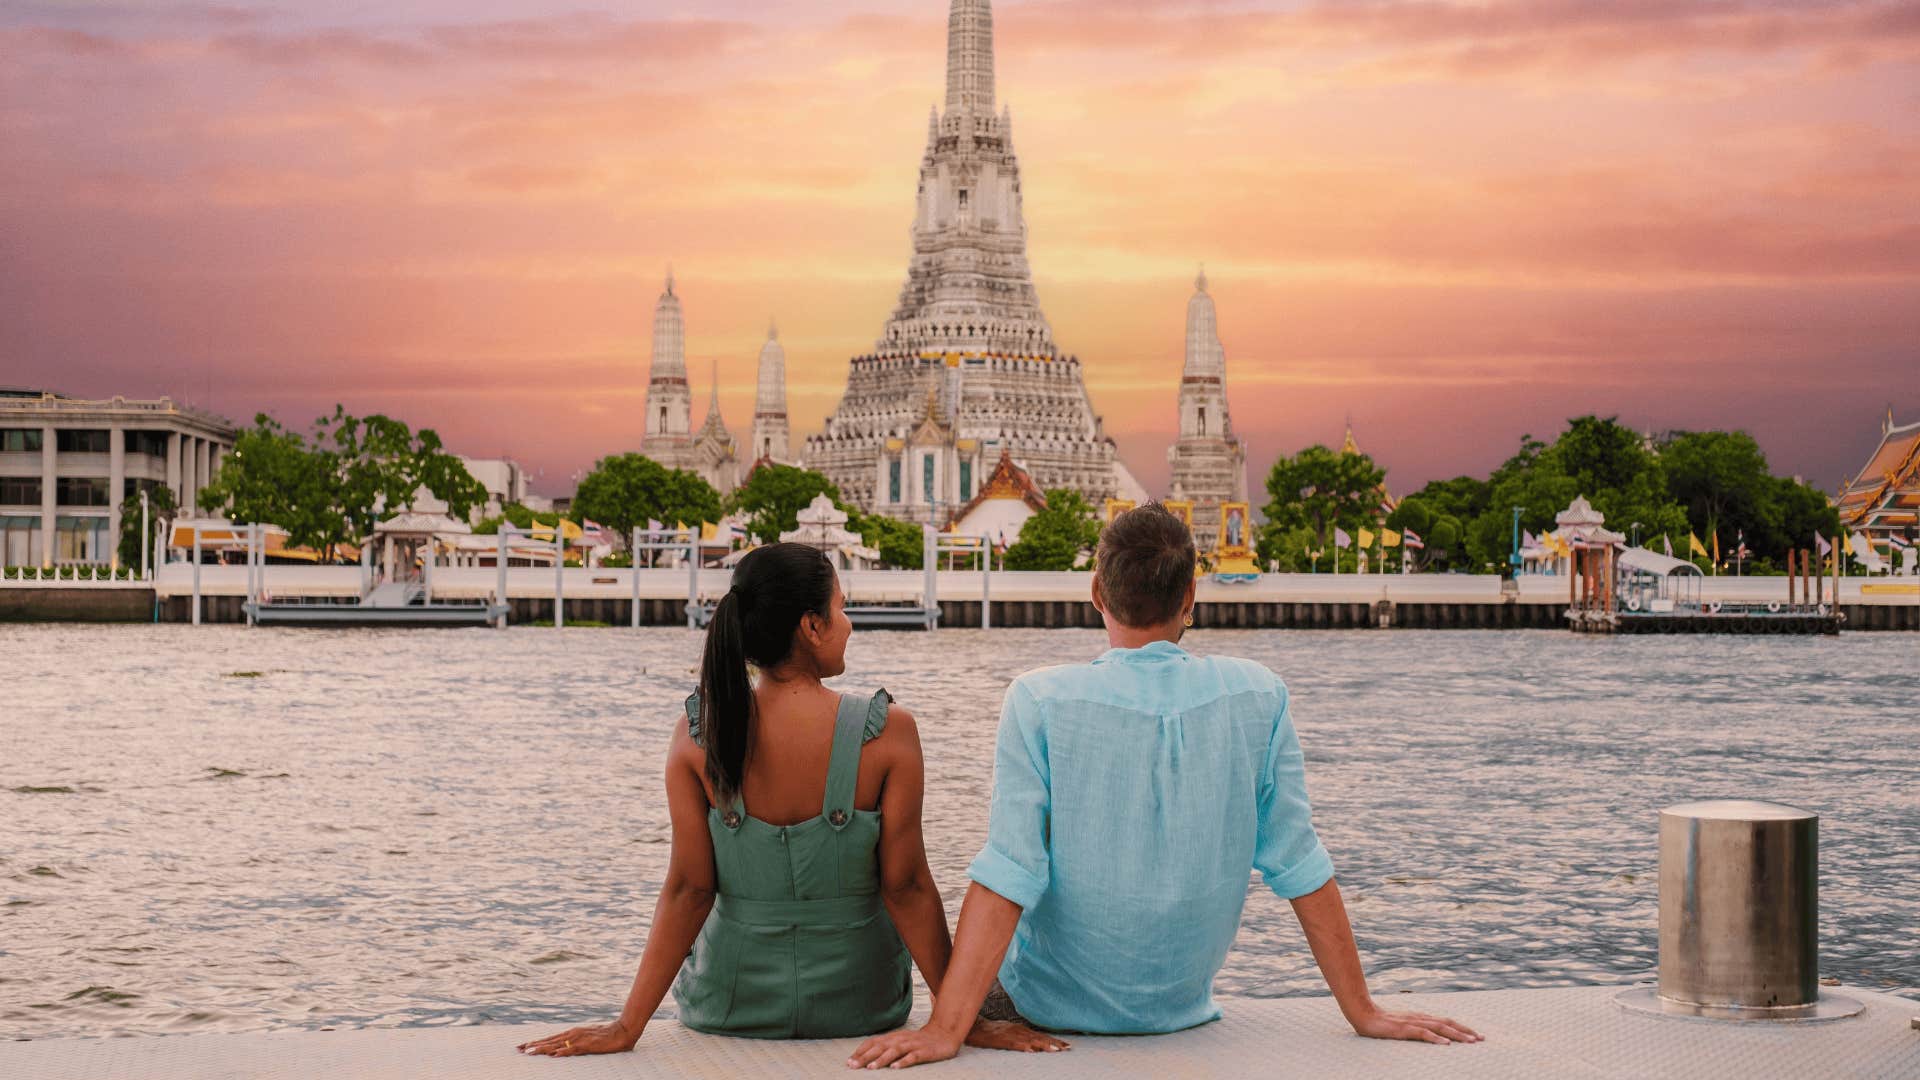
[1252,683,1335,899]
[966,680,1052,910]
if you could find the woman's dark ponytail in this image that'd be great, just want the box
[697,542,838,803]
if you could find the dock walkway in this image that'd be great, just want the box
[4,986,1916,1079]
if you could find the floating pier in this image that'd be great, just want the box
[2,986,1915,1079]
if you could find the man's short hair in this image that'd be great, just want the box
[1095,503,1197,627]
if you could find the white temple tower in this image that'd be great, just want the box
[639,271,739,493]
[689,361,740,492]
[642,269,691,449]
[1166,268,1247,552]
[750,321,791,464]
[803,0,1133,522]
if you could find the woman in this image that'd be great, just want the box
[519,543,1060,1058]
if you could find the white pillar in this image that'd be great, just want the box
[495,530,508,629]
[108,426,125,570]
[39,423,56,567]
[631,527,641,629]
[165,432,183,507]
[194,439,210,513]
[191,525,202,626]
[553,531,564,629]
[686,530,699,630]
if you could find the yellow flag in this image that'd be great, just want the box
[1688,532,1708,558]
[1382,528,1401,548]
[1358,528,1375,550]
[701,521,718,541]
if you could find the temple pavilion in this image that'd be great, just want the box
[1836,409,1920,568]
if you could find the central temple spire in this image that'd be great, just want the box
[946,0,995,113]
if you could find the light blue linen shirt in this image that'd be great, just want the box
[966,640,1334,1035]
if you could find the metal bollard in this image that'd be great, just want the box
[1618,799,1861,1021]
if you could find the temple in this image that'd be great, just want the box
[1836,409,1919,561]
[639,271,740,493]
[750,321,792,465]
[1165,268,1247,553]
[803,0,1142,523]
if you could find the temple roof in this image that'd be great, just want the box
[1836,415,1920,528]
[949,447,1046,527]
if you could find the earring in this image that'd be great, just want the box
[1183,613,1194,628]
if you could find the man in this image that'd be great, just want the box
[848,504,1479,1069]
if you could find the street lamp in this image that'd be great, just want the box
[1509,507,1523,578]
[139,489,150,580]
[1631,521,1644,549]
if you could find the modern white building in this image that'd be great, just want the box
[406,456,531,523]
[803,0,1137,522]
[0,388,236,567]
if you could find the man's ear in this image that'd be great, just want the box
[1089,571,1106,615]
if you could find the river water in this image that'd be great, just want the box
[4,625,1916,1039]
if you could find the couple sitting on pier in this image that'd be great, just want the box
[518,504,1478,1066]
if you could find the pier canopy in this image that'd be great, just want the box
[781,494,879,569]
[1617,547,1702,579]
[373,512,469,582]
[1617,545,1702,613]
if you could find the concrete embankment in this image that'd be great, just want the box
[8,565,1916,628]
[0,586,154,622]
[1,986,1915,1079]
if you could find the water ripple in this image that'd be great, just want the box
[2,624,1915,1038]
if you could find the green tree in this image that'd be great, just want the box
[730,464,842,543]
[1255,523,1319,572]
[1659,430,1838,568]
[1257,444,1386,558]
[570,453,722,546]
[1463,418,1688,572]
[1385,497,1467,570]
[116,484,176,570]
[473,502,563,535]
[314,407,486,546]
[851,511,925,569]
[195,414,346,556]
[1004,489,1101,571]
[198,408,488,560]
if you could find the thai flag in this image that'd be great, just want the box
[1523,529,1538,548]
[1815,532,1831,556]
[1889,534,1912,550]
[1663,534,1674,557]
[1403,529,1425,550]
[1334,527,1352,549]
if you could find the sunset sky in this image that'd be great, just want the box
[3,0,1917,498]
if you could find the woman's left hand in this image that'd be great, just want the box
[517,1020,640,1057]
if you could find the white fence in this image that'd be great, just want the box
[136,564,1906,606]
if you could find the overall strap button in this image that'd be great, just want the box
[828,809,848,827]
[721,811,742,829]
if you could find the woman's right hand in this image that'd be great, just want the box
[517,1020,640,1057]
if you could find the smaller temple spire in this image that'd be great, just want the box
[706,358,722,419]
[665,264,674,296]
[1196,263,1208,293]
[768,317,779,341]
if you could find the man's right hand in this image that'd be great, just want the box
[966,1018,1070,1053]
[1349,1005,1481,1045]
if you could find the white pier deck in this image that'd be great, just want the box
[5,986,1917,1079]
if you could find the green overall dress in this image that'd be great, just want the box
[671,688,913,1039]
